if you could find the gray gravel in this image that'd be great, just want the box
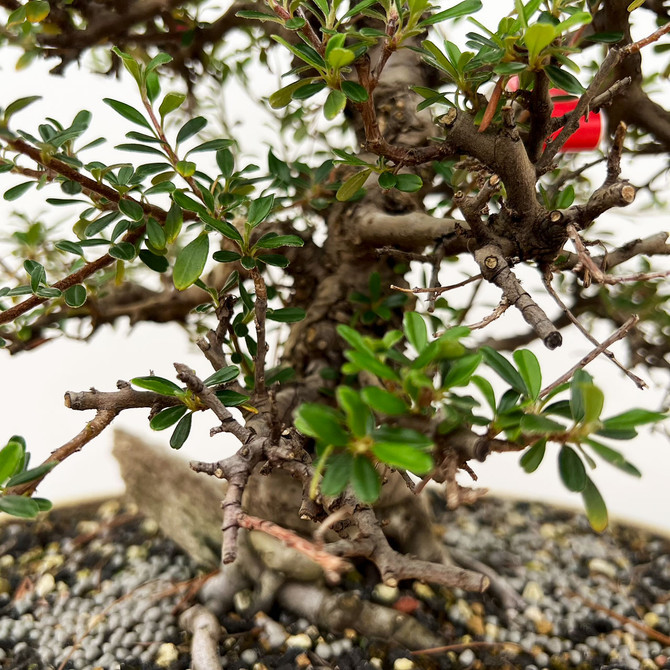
[1,495,669,669]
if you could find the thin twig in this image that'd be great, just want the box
[540,316,640,398]
[238,513,352,582]
[249,268,268,399]
[567,590,670,646]
[464,297,510,331]
[6,409,117,497]
[542,273,646,389]
[391,274,481,296]
[621,21,670,55]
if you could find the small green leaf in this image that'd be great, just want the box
[201,213,243,243]
[173,234,209,290]
[257,254,289,268]
[378,172,397,190]
[351,456,381,503]
[164,203,183,243]
[558,445,587,492]
[481,346,527,395]
[3,95,41,122]
[131,376,183,396]
[247,195,274,227]
[581,475,608,532]
[6,462,56,487]
[345,350,400,382]
[269,80,311,109]
[214,390,250,406]
[584,438,641,477]
[520,438,546,473]
[324,89,347,120]
[336,386,371,438]
[545,65,585,95]
[118,199,145,222]
[25,1,50,23]
[601,408,666,430]
[442,353,482,388]
[170,412,192,449]
[404,312,428,352]
[140,250,169,273]
[0,495,40,518]
[321,452,353,497]
[521,414,566,434]
[336,324,373,354]
[150,405,188,431]
[361,387,407,415]
[176,117,207,145]
[336,168,372,201]
[203,365,240,387]
[372,442,433,474]
[64,285,87,308]
[524,22,556,66]
[371,426,431,449]
[327,48,356,69]
[418,0,482,26]
[4,182,34,201]
[109,242,136,261]
[569,369,592,421]
[581,383,604,425]
[103,98,152,130]
[212,250,242,263]
[341,81,369,102]
[146,52,173,72]
[266,307,306,323]
[159,92,187,120]
[513,350,542,400]
[471,375,496,413]
[254,234,304,249]
[395,173,423,192]
[294,403,350,446]
[146,217,167,250]
[0,441,24,484]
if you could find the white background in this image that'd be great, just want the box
[0,5,669,534]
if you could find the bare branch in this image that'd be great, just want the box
[6,409,117,496]
[540,315,640,398]
[474,245,562,349]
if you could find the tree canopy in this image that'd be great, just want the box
[0,0,669,595]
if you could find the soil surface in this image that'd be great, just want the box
[1,495,670,670]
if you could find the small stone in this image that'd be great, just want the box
[295,652,312,668]
[641,660,658,670]
[413,582,436,600]
[393,658,415,670]
[314,642,332,659]
[234,589,253,614]
[372,583,399,605]
[240,649,258,665]
[35,573,56,597]
[644,611,660,628]
[393,595,420,614]
[522,581,544,604]
[458,648,475,666]
[286,633,312,650]
[588,558,618,579]
[154,642,179,668]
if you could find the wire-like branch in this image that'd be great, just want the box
[6,409,117,496]
[540,315,640,398]
[542,272,647,389]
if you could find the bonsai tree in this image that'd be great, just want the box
[0,0,668,642]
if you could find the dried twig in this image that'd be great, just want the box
[542,272,646,389]
[238,513,352,583]
[540,316,640,398]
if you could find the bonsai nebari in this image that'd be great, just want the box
[0,0,669,641]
